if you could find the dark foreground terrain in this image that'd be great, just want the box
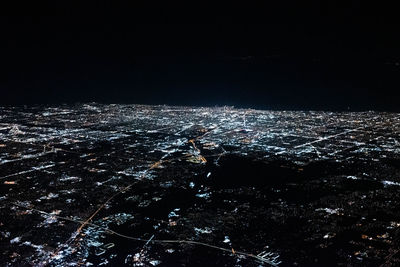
[1,104,400,266]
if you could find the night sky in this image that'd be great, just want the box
[1,2,399,111]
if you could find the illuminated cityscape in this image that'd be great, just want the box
[1,104,399,265]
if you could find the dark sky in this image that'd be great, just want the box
[1,2,400,111]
